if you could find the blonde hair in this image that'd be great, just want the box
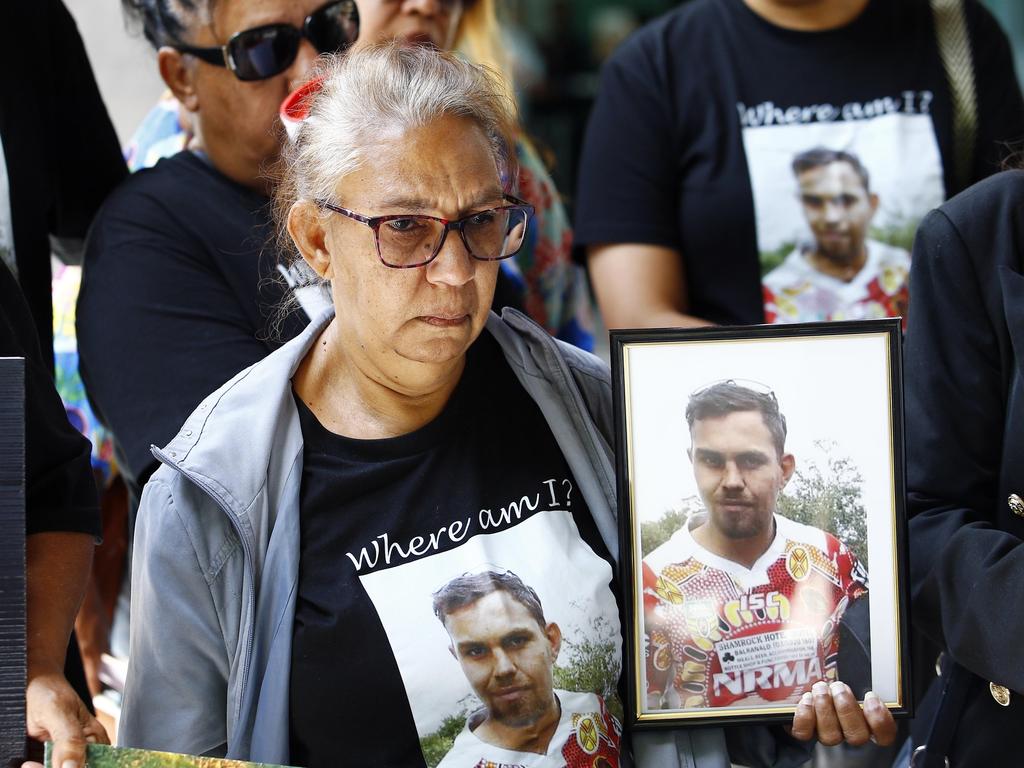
[273,42,519,282]
[455,0,512,96]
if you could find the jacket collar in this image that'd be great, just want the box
[152,307,335,518]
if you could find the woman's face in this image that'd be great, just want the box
[354,0,465,51]
[320,114,501,379]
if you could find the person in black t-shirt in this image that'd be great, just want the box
[575,0,1024,331]
[77,0,359,501]
[120,45,893,767]
[0,261,108,768]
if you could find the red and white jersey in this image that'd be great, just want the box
[436,690,621,768]
[642,515,868,709]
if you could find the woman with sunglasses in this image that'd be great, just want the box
[119,43,891,768]
[77,0,361,506]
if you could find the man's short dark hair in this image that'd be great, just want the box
[433,570,547,628]
[792,147,871,192]
[686,381,787,458]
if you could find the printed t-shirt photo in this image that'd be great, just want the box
[642,514,868,710]
[289,333,622,768]
[744,101,941,325]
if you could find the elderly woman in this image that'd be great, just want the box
[120,45,891,768]
[83,0,589,515]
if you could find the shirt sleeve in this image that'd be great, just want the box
[46,0,127,240]
[574,27,681,250]
[0,263,100,537]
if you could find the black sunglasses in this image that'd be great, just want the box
[174,0,359,82]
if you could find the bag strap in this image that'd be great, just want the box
[930,0,978,193]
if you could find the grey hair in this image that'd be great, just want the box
[272,42,519,291]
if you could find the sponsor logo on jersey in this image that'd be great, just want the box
[723,590,791,628]
[712,656,823,698]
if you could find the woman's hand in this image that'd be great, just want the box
[790,681,897,747]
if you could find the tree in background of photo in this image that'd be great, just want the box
[777,441,868,567]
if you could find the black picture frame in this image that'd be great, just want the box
[611,320,911,729]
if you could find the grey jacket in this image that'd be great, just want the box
[119,307,804,768]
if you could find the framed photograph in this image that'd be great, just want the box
[611,320,910,728]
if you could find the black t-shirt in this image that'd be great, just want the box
[0,262,99,537]
[289,334,623,768]
[574,0,1024,325]
[77,151,308,493]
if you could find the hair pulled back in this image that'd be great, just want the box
[273,42,519,283]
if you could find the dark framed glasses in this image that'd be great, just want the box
[316,195,535,269]
[173,0,359,82]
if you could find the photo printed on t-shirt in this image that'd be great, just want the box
[740,92,945,326]
[349,478,623,768]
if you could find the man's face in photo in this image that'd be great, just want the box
[444,590,562,728]
[797,160,879,267]
[689,410,795,545]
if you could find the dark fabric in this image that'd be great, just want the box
[837,594,872,699]
[574,0,1024,325]
[904,170,1024,765]
[288,333,616,768]
[77,151,308,495]
[0,261,99,537]
[0,0,127,371]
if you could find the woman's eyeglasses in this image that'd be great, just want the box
[173,0,359,82]
[316,195,535,269]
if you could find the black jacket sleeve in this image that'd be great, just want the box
[904,194,1024,688]
[0,263,99,537]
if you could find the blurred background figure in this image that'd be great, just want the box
[575,0,1024,335]
[76,0,360,510]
